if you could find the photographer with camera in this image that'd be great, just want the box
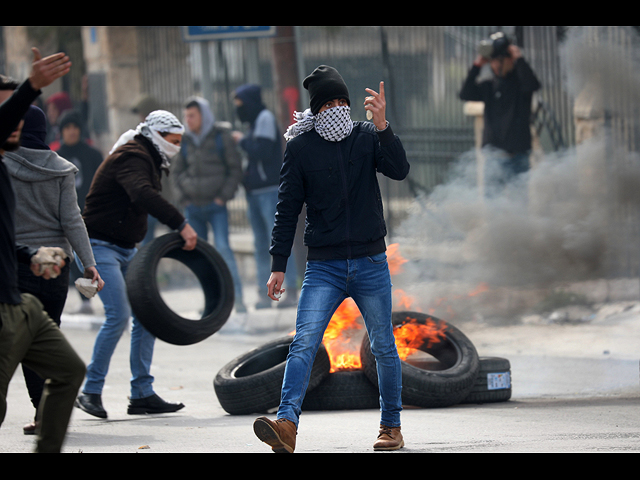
[460,32,541,180]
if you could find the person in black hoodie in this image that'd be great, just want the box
[252,65,409,453]
[56,109,103,213]
[0,49,86,453]
[233,84,299,309]
[55,109,104,314]
[459,32,541,180]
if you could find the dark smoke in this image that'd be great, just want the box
[391,27,640,320]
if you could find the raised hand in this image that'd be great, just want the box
[28,47,72,91]
[364,81,387,130]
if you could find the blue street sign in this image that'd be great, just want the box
[182,26,276,41]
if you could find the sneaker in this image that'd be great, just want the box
[253,416,297,453]
[127,393,184,415]
[75,393,108,419]
[373,425,404,451]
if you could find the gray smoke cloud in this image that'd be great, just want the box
[561,27,640,116]
[390,27,640,322]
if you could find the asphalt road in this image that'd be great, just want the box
[1,286,639,453]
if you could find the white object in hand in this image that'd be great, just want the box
[366,110,373,120]
[31,247,67,279]
[274,291,282,300]
[75,278,98,299]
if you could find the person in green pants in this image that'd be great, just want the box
[0,48,88,453]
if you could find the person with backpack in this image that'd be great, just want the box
[172,97,246,313]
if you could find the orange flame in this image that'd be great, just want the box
[468,282,489,297]
[320,244,409,372]
[387,243,408,275]
[291,245,468,372]
[393,317,447,360]
[393,289,419,311]
[323,298,363,372]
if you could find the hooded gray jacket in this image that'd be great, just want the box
[3,147,96,268]
[172,97,243,206]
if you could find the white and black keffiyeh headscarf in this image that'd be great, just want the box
[284,105,353,143]
[110,110,185,170]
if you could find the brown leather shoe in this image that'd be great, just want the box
[373,425,404,451]
[253,416,297,453]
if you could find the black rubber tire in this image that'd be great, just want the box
[214,336,331,415]
[302,370,380,411]
[126,233,234,346]
[461,357,512,404]
[360,311,480,408]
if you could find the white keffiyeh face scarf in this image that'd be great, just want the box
[110,110,185,170]
[284,105,353,142]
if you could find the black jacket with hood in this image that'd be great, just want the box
[234,84,283,192]
[269,121,409,273]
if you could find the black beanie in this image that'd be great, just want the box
[20,106,49,150]
[58,109,83,132]
[303,65,350,115]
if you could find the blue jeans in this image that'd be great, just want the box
[82,240,156,400]
[277,253,402,428]
[185,202,244,302]
[246,188,298,289]
[485,149,531,185]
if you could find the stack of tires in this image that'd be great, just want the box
[214,311,512,415]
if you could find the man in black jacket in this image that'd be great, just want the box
[253,65,409,453]
[0,49,87,453]
[460,32,541,179]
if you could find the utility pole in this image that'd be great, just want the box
[270,26,307,278]
[271,26,302,132]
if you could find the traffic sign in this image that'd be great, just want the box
[182,26,276,41]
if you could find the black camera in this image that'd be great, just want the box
[478,32,511,59]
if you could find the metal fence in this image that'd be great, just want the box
[133,26,503,231]
[134,27,640,277]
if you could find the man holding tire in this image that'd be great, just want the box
[75,111,198,419]
[253,65,410,452]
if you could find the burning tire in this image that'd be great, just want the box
[302,370,380,411]
[461,357,512,404]
[214,336,331,415]
[360,312,480,408]
[126,233,234,346]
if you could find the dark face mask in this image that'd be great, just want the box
[236,104,252,124]
[1,137,20,153]
[236,100,265,125]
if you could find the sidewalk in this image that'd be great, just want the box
[60,271,296,334]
